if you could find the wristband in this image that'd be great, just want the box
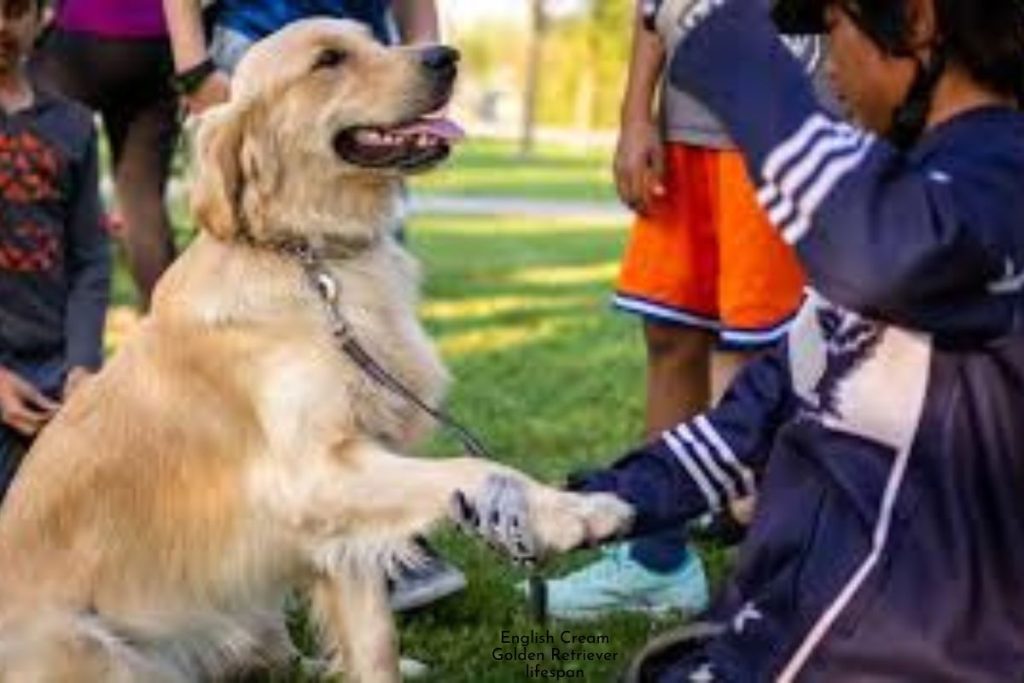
[171,58,217,96]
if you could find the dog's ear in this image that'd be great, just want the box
[190,104,247,241]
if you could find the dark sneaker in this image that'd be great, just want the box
[389,544,467,612]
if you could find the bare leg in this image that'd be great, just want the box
[710,348,756,404]
[642,321,714,438]
[109,97,179,310]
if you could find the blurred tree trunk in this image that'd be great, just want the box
[520,0,547,157]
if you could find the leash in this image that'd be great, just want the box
[290,242,548,623]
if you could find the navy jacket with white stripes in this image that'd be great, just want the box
[574,2,1024,681]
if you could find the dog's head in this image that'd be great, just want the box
[191,18,462,242]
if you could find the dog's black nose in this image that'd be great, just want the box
[420,45,459,72]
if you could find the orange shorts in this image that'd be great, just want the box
[614,144,805,348]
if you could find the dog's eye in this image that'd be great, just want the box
[313,48,348,71]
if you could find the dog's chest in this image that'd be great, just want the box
[259,261,449,453]
[342,306,448,443]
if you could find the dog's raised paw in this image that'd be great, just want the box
[528,490,635,554]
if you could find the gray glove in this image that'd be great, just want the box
[450,475,539,565]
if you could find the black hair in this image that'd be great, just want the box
[0,0,44,18]
[774,0,1024,100]
[935,0,1024,102]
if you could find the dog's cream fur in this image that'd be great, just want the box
[0,19,633,683]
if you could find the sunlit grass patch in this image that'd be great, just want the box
[411,138,616,203]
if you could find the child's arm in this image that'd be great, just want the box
[569,340,794,535]
[614,0,667,213]
[659,1,1019,337]
[162,0,231,113]
[63,130,111,379]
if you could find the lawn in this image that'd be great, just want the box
[410,138,618,203]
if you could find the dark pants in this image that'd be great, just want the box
[0,425,29,501]
[0,357,66,503]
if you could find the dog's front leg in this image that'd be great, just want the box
[311,567,399,683]
[297,439,634,558]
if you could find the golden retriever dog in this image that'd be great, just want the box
[0,18,634,683]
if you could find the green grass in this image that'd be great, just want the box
[410,138,618,203]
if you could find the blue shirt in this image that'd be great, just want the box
[214,0,392,44]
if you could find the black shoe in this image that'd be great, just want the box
[389,539,467,612]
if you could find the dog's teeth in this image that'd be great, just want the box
[357,129,381,145]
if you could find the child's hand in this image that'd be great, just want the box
[614,118,666,215]
[184,70,231,116]
[0,366,60,437]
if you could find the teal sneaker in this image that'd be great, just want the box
[524,544,709,620]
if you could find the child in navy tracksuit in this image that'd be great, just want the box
[456,0,1024,680]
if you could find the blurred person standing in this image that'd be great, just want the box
[0,0,109,499]
[31,0,179,309]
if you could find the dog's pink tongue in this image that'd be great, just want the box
[397,117,465,143]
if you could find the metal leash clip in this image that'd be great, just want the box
[314,271,339,305]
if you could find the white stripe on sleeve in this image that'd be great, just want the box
[781,138,875,244]
[662,429,723,511]
[694,415,756,495]
[762,113,833,181]
[676,424,740,500]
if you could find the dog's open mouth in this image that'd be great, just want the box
[333,116,465,172]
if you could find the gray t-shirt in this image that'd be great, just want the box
[661,35,831,148]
